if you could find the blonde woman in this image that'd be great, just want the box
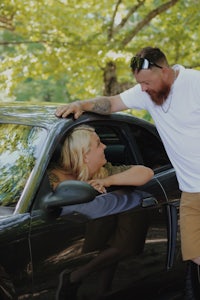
[49,125,153,193]
[48,125,154,300]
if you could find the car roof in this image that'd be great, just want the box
[0,103,67,128]
[0,102,156,135]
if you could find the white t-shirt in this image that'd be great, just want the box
[120,65,200,192]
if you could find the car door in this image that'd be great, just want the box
[91,119,183,296]
[29,176,90,299]
[28,118,182,299]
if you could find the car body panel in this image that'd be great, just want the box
[0,104,184,299]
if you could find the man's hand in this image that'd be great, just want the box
[55,95,124,118]
[55,102,84,119]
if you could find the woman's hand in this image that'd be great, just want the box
[88,165,154,193]
[88,179,107,194]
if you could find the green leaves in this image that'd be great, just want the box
[0,0,200,102]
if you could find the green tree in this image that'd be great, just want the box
[14,76,70,102]
[0,0,200,102]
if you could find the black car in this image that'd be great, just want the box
[0,104,192,299]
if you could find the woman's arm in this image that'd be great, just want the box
[88,165,154,193]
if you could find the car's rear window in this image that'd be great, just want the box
[0,124,46,206]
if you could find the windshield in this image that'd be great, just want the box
[0,124,46,206]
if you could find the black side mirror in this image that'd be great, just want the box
[42,180,98,210]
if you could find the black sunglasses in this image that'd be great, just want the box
[130,57,162,71]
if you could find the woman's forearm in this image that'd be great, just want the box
[104,165,154,187]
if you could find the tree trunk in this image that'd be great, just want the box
[103,61,133,96]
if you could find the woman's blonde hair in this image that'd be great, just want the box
[61,125,108,181]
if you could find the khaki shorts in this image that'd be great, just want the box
[180,192,200,261]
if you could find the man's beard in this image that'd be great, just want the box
[147,83,171,106]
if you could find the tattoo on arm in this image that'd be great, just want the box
[92,98,111,114]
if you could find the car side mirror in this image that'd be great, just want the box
[42,180,98,210]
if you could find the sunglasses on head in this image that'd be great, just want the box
[130,57,162,71]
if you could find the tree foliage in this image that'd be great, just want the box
[0,0,200,102]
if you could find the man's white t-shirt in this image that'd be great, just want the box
[120,65,200,193]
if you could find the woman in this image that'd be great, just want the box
[49,125,153,193]
[48,125,154,300]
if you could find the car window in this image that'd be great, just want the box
[94,124,135,165]
[0,124,46,206]
[129,125,171,170]
[92,121,171,171]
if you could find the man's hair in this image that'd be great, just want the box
[136,47,169,66]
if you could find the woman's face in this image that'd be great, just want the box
[84,132,107,177]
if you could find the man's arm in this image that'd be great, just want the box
[55,94,127,119]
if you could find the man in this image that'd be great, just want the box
[55,46,200,269]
